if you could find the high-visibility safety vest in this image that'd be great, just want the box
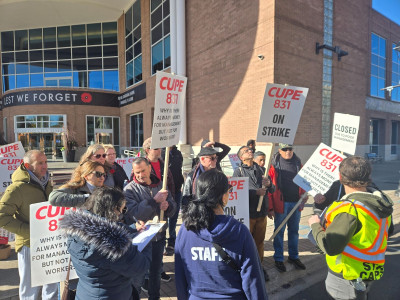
[325,198,390,281]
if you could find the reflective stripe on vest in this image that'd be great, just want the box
[326,199,387,264]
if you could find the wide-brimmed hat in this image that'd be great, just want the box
[197,147,218,157]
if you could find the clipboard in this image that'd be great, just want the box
[132,221,166,252]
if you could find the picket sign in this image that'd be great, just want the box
[255,83,309,211]
[331,113,360,155]
[150,71,187,222]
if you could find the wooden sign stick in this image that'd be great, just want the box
[256,144,275,212]
[160,146,170,222]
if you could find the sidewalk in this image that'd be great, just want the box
[1,160,399,300]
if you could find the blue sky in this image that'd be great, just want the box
[372,0,400,25]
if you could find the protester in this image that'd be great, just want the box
[268,143,308,272]
[308,156,393,300]
[163,145,184,256]
[0,150,58,299]
[191,139,231,171]
[254,151,266,168]
[175,169,268,299]
[247,139,256,153]
[78,143,114,187]
[124,157,176,300]
[233,145,275,281]
[104,144,129,190]
[142,137,175,283]
[49,161,105,207]
[60,187,151,300]
[182,146,219,207]
[140,137,175,197]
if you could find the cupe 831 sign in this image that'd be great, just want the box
[151,71,187,149]
[256,83,308,144]
[293,143,346,197]
[0,142,25,193]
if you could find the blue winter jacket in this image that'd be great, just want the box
[60,210,151,300]
[175,215,268,300]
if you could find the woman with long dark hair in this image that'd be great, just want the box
[175,169,268,299]
[60,187,151,300]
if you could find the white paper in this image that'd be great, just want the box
[132,222,166,252]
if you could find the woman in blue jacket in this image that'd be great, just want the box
[175,169,268,300]
[60,187,151,300]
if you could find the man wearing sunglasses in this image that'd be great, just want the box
[233,145,275,282]
[268,143,308,273]
[182,147,219,207]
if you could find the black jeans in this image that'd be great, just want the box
[148,238,166,300]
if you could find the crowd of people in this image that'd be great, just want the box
[0,137,395,300]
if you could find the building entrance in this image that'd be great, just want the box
[18,133,63,158]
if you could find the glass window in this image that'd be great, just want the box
[125,6,133,35]
[72,25,86,46]
[102,22,117,44]
[58,26,71,47]
[29,28,42,50]
[391,121,399,154]
[104,70,119,91]
[2,23,118,92]
[392,43,400,102]
[370,33,386,98]
[1,31,14,51]
[88,46,102,58]
[30,74,44,87]
[2,52,14,64]
[103,57,118,69]
[134,55,142,82]
[15,30,28,50]
[130,113,143,147]
[30,63,43,73]
[88,70,103,89]
[88,58,102,70]
[125,1,142,88]
[16,51,28,62]
[43,27,56,48]
[87,23,102,45]
[58,48,71,60]
[44,49,57,60]
[30,50,43,61]
[151,0,170,75]
[113,117,120,147]
[3,63,15,75]
[16,74,29,88]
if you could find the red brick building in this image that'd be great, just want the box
[0,0,399,162]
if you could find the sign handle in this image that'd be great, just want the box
[160,146,170,222]
[268,193,308,241]
[256,144,275,212]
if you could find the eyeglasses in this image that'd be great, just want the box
[92,171,106,178]
[227,184,233,193]
[93,154,107,159]
[281,148,293,152]
[206,156,218,161]
[242,148,252,154]
[107,153,116,157]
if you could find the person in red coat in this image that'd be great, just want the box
[268,143,307,272]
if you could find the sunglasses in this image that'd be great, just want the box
[206,156,218,161]
[93,154,107,159]
[92,171,106,178]
[281,148,293,152]
[227,184,233,193]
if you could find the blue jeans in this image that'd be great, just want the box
[273,201,301,262]
[167,191,181,246]
[148,238,166,300]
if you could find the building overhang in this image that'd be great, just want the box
[0,0,135,32]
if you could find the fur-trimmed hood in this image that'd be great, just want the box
[60,210,132,261]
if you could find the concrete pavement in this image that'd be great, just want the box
[0,159,399,300]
